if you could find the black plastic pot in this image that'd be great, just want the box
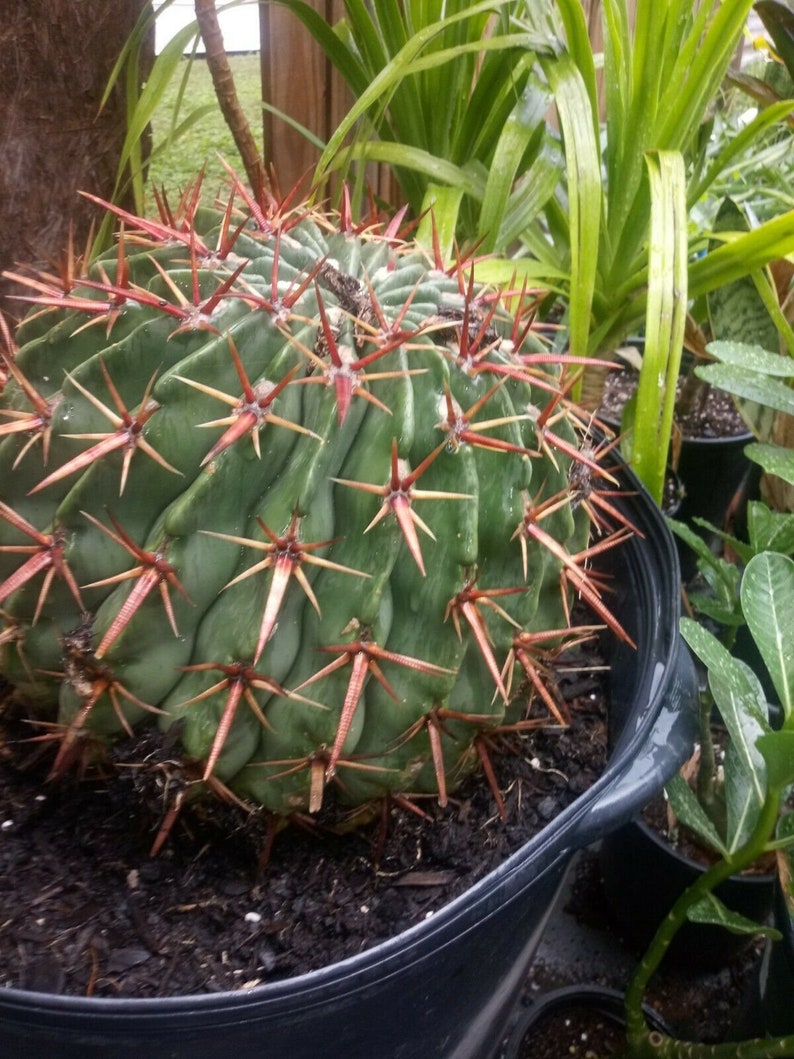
[675,431,756,531]
[674,430,758,581]
[501,985,671,1059]
[600,815,775,970]
[0,465,698,1059]
[740,878,794,1037]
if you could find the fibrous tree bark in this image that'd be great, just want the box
[0,0,153,315]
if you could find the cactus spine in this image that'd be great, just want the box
[0,172,630,839]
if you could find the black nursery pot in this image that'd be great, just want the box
[502,985,671,1059]
[674,430,758,581]
[675,430,757,532]
[600,815,775,970]
[741,877,794,1037]
[0,466,699,1059]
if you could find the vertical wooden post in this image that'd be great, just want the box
[259,0,394,205]
[259,0,339,194]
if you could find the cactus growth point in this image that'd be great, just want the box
[0,171,631,840]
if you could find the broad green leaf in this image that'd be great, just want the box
[746,443,794,487]
[741,553,794,719]
[747,503,794,557]
[720,729,765,854]
[686,893,780,939]
[757,731,794,789]
[706,341,794,376]
[554,0,600,131]
[680,619,770,805]
[665,773,728,857]
[710,661,770,851]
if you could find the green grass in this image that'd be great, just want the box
[146,53,263,207]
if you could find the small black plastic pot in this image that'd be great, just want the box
[0,465,699,1059]
[600,815,775,970]
[740,877,794,1037]
[674,430,758,581]
[675,431,757,533]
[502,985,671,1059]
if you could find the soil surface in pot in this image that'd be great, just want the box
[0,646,609,999]
[599,368,747,439]
[514,1004,627,1058]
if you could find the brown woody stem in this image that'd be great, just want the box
[193,0,267,196]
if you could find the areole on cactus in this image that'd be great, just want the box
[0,168,632,847]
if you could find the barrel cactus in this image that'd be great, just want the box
[0,172,631,844]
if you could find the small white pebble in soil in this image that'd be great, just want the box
[1,819,13,831]
[244,911,262,925]
[424,910,434,919]
[127,869,140,890]
[360,904,369,914]
[35,794,46,802]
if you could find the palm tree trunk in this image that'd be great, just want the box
[0,0,153,316]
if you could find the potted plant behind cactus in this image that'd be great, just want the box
[600,505,783,969]
[0,171,697,1059]
[600,329,794,970]
[619,549,794,1059]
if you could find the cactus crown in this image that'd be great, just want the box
[0,170,632,846]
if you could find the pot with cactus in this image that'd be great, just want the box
[0,172,697,1059]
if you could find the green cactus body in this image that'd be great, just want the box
[0,181,627,829]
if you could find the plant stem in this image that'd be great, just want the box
[695,697,721,828]
[193,0,267,196]
[624,784,794,1058]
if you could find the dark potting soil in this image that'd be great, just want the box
[512,1004,628,1058]
[599,368,748,440]
[0,652,609,999]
